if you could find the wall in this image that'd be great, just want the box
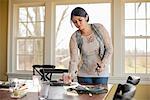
[0,0,8,81]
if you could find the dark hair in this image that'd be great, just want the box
[71,7,89,22]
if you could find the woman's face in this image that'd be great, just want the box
[71,16,88,30]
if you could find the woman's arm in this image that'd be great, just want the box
[68,33,79,79]
[98,24,113,67]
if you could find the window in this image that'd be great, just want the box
[55,4,111,70]
[125,2,150,74]
[15,6,45,71]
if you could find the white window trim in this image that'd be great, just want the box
[111,0,124,76]
[7,0,46,78]
[123,1,150,78]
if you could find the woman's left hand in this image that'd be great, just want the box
[96,62,105,73]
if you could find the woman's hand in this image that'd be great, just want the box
[95,63,105,75]
[62,73,72,84]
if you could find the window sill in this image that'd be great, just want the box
[7,72,33,80]
[7,73,150,84]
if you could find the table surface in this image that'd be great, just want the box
[0,80,113,100]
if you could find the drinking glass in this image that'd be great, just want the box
[38,81,50,100]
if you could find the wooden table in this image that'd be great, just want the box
[0,84,113,100]
[0,90,38,100]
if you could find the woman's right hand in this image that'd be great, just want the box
[62,73,72,84]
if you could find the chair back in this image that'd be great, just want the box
[32,65,55,81]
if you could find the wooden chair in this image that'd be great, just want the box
[32,65,68,82]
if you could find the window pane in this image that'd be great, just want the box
[27,22,44,37]
[28,7,36,22]
[17,39,44,71]
[35,22,44,36]
[147,3,150,18]
[17,54,43,71]
[88,4,111,33]
[17,55,25,70]
[125,3,135,19]
[28,7,45,22]
[125,39,135,73]
[25,39,34,54]
[125,20,135,36]
[147,39,150,54]
[17,55,34,71]
[38,7,45,21]
[125,56,135,73]
[33,39,44,55]
[136,3,146,19]
[17,39,25,54]
[18,23,27,37]
[55,4,111,69]
[27,22,35,36]
[148,39,150,73]
[136,39,146,73]
[136,57,146,73]
[125,39,135,52]
[136,39,146,55]
[19,8,27,22]
[147,20,150,36]
[148,57,150,73]
[136,20,146,36]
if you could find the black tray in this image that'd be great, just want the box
[67,86,108,94]
[50,81,70,86]
[0,82,16,88]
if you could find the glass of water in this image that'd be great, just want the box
[38,81,50,100]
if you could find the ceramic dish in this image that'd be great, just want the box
[11,91,27,99]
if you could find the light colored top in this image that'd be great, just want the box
[69,23,113,78]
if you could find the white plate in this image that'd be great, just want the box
[11,91,27,99]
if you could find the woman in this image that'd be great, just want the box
[68,7,113,85]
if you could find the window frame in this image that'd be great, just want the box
[124,0,150,77]
[54,3,112,69]
[7,0,46,77]
[47,0,113,74]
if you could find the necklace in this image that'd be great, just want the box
[86,33,94,43]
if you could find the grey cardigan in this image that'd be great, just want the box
[69,23,113,78]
